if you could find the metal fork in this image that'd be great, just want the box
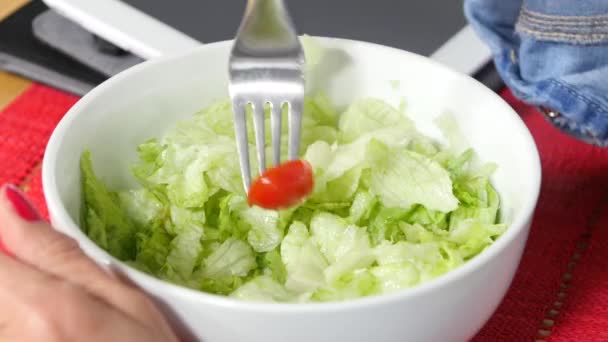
[229,0,305,192]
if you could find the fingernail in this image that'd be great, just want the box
[3,184,41,222]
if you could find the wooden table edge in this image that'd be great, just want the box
[0,0,33,110]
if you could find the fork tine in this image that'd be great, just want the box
[287,101,303,160]
[230,0,304,192]
[232,100,252,191]
[252,102,266,174]
[270,102,282,166]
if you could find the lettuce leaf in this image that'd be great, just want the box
[80,151,137,260]
[280,222,328,294]
[370,150,459,212]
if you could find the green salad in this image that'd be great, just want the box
[80,90,505,302]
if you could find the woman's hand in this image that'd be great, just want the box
[0,184,180,342]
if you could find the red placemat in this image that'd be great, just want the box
[0,83,607,341]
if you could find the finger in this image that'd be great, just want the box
[112,268,198,342]
[0,184,119,289]
[0,252,162,342]
[0,252,58,340]
[0,252,177,342]
[0,184,177,339]
[0,250,57,307]
[0,250,66,339]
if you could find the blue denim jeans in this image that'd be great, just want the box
[465,0,608,147]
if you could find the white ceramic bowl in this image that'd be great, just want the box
[42,37,541,342]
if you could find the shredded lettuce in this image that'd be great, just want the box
[80,38,505,303]
[81,151,137,261]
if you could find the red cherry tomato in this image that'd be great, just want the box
[248,160,314,210]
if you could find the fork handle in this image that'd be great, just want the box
[238,0,299,52]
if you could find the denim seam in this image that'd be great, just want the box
[515,26,608,44]
[520,15,608,26]
[546,79,608,146]
[549,79,608,115]
[521,8,608,21]
[519,21,608,33]
[519,15,608,30]
[517,8,608,44]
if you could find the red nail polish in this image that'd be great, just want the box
[3,184,41,222]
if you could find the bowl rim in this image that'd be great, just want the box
[42,36,542,313]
